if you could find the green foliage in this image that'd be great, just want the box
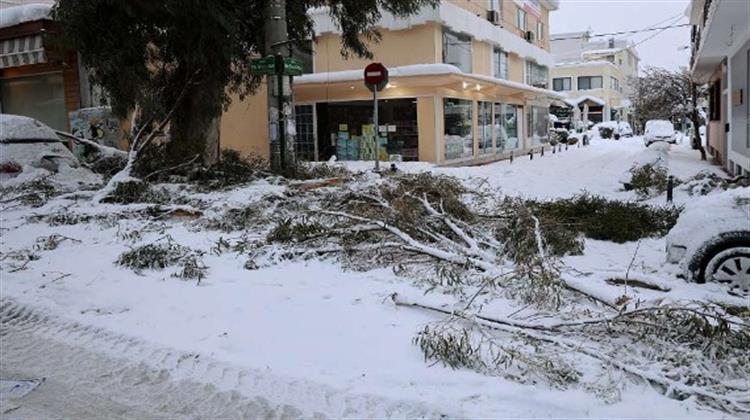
[189,149,267,190]
[529,194,681,244]
[116,239,206,279]
[283,161,352,180]
[627,163,672,198]
[101,180,171,204]
[598,126,613,139]
[266,218,327,243]
[386,172,472,223]
[206,205,261,232]
[0,176,59,207]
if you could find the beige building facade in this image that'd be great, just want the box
[221,0,564,165]
[549,32,639,125]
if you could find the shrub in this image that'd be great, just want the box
[529,194,681,244]
[266,218,327,243]
[627,163,671,198]
[598,126,613,139]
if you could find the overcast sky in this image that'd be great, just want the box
[549,0,691,72]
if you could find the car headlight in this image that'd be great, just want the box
[666,245,687,263]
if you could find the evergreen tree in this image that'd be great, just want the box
[53,0,437,164]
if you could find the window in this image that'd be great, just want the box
[493,103,520,152]
[516,8,527,31]
[537,21,544,41]
[0,73,67,131]
[493,48,509,80]
[478,102,493,153]
[444,98,473,159]
[489,0,501,11]
[553,77,571,91]
[442,29,472,73]
[609,76,619,91]
[527,106,549,145]
[525,61,548,88]
[577,76,603,90]
[294,105,315,160]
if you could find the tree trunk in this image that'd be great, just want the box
[690,83,707,160]
[167,77,223,165]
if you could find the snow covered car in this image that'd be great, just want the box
[643,120,677,146]
[617,122,633,137]
[665,187,750,296]
[0,114,81,177]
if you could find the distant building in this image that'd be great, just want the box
[689,0,749,176]
[222,1,565,165]
[548,31,639,125]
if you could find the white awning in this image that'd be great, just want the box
[0,35,47,69]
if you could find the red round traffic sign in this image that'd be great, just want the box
[364,62,389,91]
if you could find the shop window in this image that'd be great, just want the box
[294,104,315,160]
[577,76,603,90]
[444,98,473,160]
[0,73,67,131]
[494,103,520,152]
[526,106,549,146]
[442,29,472,73]
[478,101,493,154]
[493,48,509,80]
[553,77,571,91]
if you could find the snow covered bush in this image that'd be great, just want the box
[598,125,613,139]
[117,238,206,280]
[627,163,671,198]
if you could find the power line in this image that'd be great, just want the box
[630,16,685,49]
[551,23,691,41]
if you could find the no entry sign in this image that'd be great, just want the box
[364,62,389,92]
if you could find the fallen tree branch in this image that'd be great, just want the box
[54,130,128,159]
[144,154,200,181]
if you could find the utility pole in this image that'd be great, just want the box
[265,0,296,172]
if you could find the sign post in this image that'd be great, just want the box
[364,63,389,171]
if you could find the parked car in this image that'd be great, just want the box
[643,120,677,146]
[0,114,82,178]
[617,122,633,137]
[665,187,750,296]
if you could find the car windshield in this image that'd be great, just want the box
[645,121,673,135]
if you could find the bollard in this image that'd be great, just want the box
[565,143,568,151]
[552,145,556,154]
[529,150,534,160]
[666,175,674,203]
[541,147,545,157]
[558,143,562,153]
[510,150,514,163]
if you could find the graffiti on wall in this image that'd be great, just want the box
[69,107,122,152]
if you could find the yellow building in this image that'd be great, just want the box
[221,0,563,165]
[549,32,639,125]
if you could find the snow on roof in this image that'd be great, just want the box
[565,95,606,106]
[0,114,58,142]
[311,2,554,67]
[582,48,622,57]
[553,60,619,69]
[296,63,565,100]
[0,3,52,29]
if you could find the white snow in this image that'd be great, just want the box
[1,113,58,141]
[297,63,565,100]
[565,95,606,106]
[645,120,675,136]
[0,135,738,417]
[0,3,52,29]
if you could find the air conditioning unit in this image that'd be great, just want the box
[524,31,535,42]
[487,10,501,25]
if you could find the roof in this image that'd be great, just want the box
[564,95,606,107]
[0,4,52,29]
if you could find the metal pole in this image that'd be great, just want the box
[373,88,379,171]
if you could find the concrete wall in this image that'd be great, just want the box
[313,24,440,73]
[220,87,269,159]
[729,38,749,174]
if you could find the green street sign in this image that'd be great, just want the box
[282,57,303,76]
[250,56,276,76]
[250,55,304,76]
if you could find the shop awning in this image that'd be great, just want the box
[0,34,47,69]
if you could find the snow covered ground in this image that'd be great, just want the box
[0,136,742,418]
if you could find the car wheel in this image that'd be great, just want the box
[696,233,750,296]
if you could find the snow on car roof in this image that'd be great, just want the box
[667,187,750,257]
[0,114,59,142]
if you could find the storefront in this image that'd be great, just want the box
[314,98,419,161]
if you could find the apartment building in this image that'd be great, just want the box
[548,32,639,125]
[222,0,563,165]
[689,0,749,176]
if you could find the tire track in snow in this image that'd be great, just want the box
[0,298,449,419]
